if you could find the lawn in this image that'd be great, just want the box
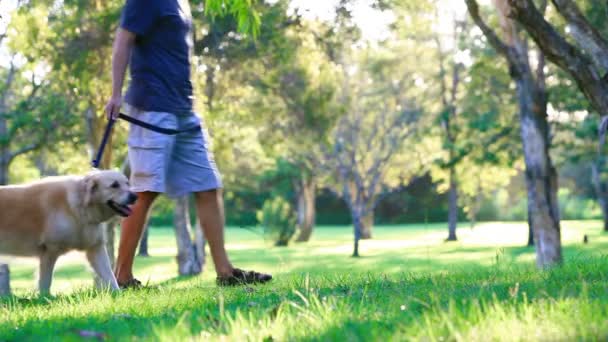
[1,221,608,341]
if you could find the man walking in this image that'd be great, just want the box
[105,0,271,288]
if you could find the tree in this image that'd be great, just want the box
[327,105,421,257]
[0,58,75,186]
[433,15,467,241]
[250,33,338,242]
[466,0,563,267]
[324,46,423,256]
[189,1,313,240]
[257,196,297,246]
[173,196,206,276]
[438,10,521,232]
[501,0,608,231]
[230,4,337,242]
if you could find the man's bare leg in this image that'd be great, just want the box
[194,189,272,285]
[114,191,158,285]
[193,189,233,276]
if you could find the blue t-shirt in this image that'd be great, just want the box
[120,0,194,114]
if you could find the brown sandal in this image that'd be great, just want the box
[216,268,272,286]
[118,278,143,290]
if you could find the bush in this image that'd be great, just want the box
[257,197,297,246]
[558,188,602,220]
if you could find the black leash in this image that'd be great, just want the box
[92,113,201,168]
[118,113,201,135]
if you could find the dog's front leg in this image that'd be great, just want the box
[86,244,120,291]
[38,253,59,295]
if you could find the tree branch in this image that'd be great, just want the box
[434,35,450,109]
[9,141,42,161]
[0,62,16,112]
[465,0,510,57]
[535,0,548,93]
[506,0,608,115]
[551,0,608,71]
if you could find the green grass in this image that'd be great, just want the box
[1,220,608,341]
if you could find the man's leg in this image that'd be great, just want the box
[172,114,271,285]
[114,191,158,285]
[193,189,272,285]
[193,189,233,276]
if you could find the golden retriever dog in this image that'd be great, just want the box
[0,170,137,295]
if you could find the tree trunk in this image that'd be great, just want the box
[360,210,374,239]
[446,167,458,241]
[509,26,562,264]
[173,196,202,276]
[0,143,9,186]
[352,210,362,257]
[0,264,9,296]
[295,177,316,242]
[517,77,562,267]
[591,161,608,231]
[138,223,150,257]
[0,157,10,296]
[469,182,482,229]
[600,200,608,232]
[527,214,535,246]
[469,210,477,230]
[205,66,216,112]
[194,220,206,269]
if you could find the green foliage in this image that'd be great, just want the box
[1,0,606,228]
[558,188,602,220]
[202,0,261,38]
[258,158,300,198]
[147,196,179,227]
[256,196,297,246]
[428,12,520,206]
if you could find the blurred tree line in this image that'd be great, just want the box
[0,0,607,265]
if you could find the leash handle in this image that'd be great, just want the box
[90,112,201,168]
[91,117,116,168]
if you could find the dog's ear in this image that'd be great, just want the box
[83,175,98,206]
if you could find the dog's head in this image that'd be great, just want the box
[83,170,137,217]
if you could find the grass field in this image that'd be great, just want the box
[1,221,608,341]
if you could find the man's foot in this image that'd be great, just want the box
[216,268,272,286]
[117,278,142,290]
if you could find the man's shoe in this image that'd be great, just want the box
[216,268,272,286]
[117,278,143,290]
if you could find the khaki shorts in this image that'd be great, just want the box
[125,105,223,198]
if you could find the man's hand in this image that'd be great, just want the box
[105,95,122,120]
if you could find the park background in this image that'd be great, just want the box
[1,0,608,340]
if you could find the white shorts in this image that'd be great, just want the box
[125,105,223,198]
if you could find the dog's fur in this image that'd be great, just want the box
[0,170,137,294]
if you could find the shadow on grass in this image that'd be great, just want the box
[3,258,607,341]
[157,274,200,287]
